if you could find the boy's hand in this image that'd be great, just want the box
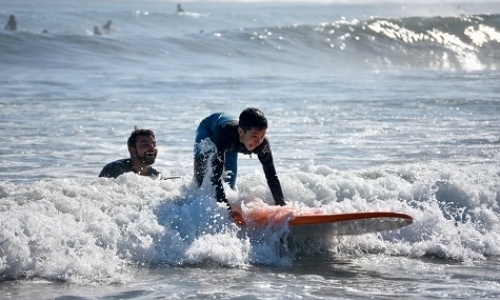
[230,210,245,226]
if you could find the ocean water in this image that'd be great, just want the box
[1,0,500,299]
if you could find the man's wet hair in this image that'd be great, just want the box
[127,127,155,148]
[239,108,268,132]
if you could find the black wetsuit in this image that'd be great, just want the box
[194,113,286,207]
[99,159,160,179]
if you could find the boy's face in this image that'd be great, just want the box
[238,127,266,151]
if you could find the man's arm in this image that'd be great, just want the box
[99,163,119,178]
[98,160,127,179]
[146,167,161,179]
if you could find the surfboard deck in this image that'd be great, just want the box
[231,203,413,235]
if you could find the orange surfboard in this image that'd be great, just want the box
[232,204,414,235]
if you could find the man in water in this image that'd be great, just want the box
[99,128,160,179]
[194,108,286,214]
[102,20,112,34]
[4,15,17,30]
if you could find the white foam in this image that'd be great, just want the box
[1,160,498,283]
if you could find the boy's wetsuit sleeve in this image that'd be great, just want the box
[211,148,229,208]
[256,139,286,206]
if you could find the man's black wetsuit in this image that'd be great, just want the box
[99,159,160,179]
[194,112,286,207]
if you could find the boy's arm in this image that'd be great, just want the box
[258,140,286,206]
[211,150,231,208]
[263,164,286,206]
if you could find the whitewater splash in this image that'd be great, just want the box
[1,160,499,283]
[1,1,499,289]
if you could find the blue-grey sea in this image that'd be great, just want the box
[1,0,500,299]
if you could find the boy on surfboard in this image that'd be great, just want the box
[99,127,161,179]
[194,108,286,218]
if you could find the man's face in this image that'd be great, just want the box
[238,127,266,151]
[132,135,157,165]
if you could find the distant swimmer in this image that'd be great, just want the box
[102,20,112,33]
[93,25,101,35]
[177,3,184,13]
[4,14,17,31]
[99,127,161,179]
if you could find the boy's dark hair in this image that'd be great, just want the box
[238,108,268,132]
[127,127,155,148]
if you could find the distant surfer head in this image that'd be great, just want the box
[127,128,158,166]
[238,107,268,151]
